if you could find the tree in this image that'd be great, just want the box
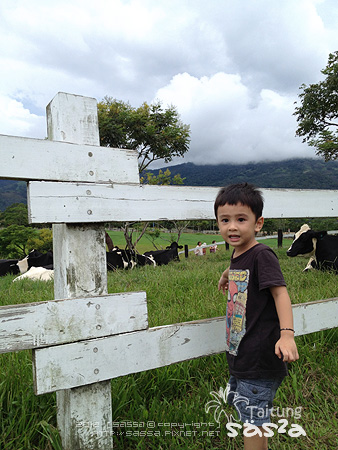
[141,169,185,185]
[0,203,29,227]
[0,225,37,258]
[98,97,190,172]
[27,228,53,253]
[294,51,338,161]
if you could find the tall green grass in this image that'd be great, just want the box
[0,244,337,449]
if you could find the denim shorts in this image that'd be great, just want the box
[227,376,283,426]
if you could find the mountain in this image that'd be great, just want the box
[151,158,338,189]
[1,158,338,211]
[0,180,27,211]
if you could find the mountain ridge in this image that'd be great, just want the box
[151,158,338,189]
[1,158,338,211]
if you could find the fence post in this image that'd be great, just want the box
[47,93,113,449]
[184,244,189,258]
[278,229,283,248]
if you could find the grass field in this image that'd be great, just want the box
[0,240,337,450]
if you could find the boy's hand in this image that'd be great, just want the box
[275,333,299,362]
[218,268,229,294]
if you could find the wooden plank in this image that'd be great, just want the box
[28,183,338,224]
[0,134,139,184]
[33,317,226,394]
[27,183,218,223]
[0,292,148,354]
[262,188,338,219]
[47,92,113,450]
[46,92,101,146]
[293,297,338,336]
[33,298,338,394]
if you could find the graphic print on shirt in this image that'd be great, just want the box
[225,269,249,355]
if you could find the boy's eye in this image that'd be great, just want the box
[238,218,246,222]
[221,218,229,223]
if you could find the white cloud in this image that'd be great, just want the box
[0,95,45,138]
[155,72,315,165]
[0,0,336,165]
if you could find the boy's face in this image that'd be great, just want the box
[216,202,264,257]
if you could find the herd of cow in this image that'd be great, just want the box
[0,242,184,282]
[0,225,337,282]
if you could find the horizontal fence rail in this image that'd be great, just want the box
[0,134,139,184]
[1,293,336,394]
[0,292,147,353]
[30,297,337,394]
[28,182,338,224]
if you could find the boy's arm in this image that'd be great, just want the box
[270,286,299,362]
[218,267,229,294]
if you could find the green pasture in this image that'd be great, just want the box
[106,228,281,253]
[0,243,337,449]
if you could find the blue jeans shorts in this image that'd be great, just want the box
[227,376,283,426]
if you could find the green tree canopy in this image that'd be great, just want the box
[0,225,36,258]
[141,169,185,185]
[294,51,338,161]
[98,97,190,172]
[0,203,28,227]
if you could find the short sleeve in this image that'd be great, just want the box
[255,247,286,291]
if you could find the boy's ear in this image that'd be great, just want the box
[255,216,264,232]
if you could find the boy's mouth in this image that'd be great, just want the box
[229,235,240,242]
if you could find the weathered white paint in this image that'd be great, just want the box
[33,316,226,394]
[0,292,147,353]
[56,381,112,450]
[293,297,338,336]
[46,92,100,146]
[48,93,113,450]
[0,134,139,184]
[261,188,338,218]
[33,297,338,395]
[52,224,108,299]
[28,183,338,224]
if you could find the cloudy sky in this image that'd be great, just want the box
[1,0,338,167]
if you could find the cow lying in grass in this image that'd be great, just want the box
[144,242,183,266]
[2,241,183,279]
[107,242,183,270]
[13,266,54,282]
[287,224,338,273]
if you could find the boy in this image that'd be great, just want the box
[215,183,299,450]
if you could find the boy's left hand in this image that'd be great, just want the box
[275,335,299,362]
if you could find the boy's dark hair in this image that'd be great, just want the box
[214,183,264,220]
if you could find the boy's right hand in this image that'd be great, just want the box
[218,268,229,294]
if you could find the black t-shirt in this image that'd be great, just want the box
[225,243,288,379]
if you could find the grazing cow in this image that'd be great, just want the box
[0,259,20,276]
[287,224,338,272]
[13,266,54,282]
[17,249,54,274]
[144,242,183,266]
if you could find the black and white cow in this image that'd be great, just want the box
[144,242,183,266]
[17,249,54,274]
[106,248,156,271]
[287,224,338,272]
[0,259,20,276]
[106,248,138,271]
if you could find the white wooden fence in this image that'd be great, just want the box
[0,92,338,450]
